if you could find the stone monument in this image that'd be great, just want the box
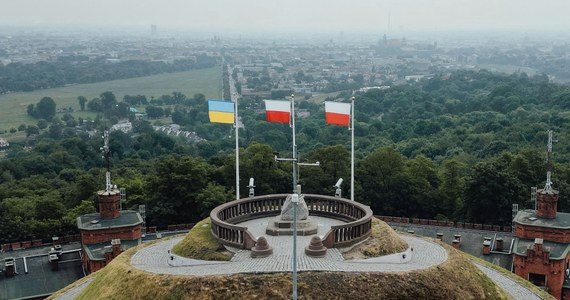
[266,192,318,236]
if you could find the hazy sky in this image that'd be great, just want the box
[1,0,569,34]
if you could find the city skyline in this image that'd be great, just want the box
[1,0,569,35]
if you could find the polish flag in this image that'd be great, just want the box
[325,101,351,126]
[265,100,291,123]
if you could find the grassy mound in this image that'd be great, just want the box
[343,217,408,259]
[64,234,510,300]
[171,217,232,261]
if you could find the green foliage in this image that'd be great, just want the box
[27,97,56,121]
[4,69,570,242]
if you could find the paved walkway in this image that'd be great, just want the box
[54,216,543,299]
[131,216,448,275]
[53,278,94,300]
[473,262,542,300]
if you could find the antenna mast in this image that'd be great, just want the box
[544,130,553,192]
[102,130,113,192]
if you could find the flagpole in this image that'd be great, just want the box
[291,94,297,193]
[235,96,240,200]
[351,96,355,201]
[291,93,298,300]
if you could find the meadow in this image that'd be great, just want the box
[0,67,221,131]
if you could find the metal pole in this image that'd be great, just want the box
[292,193,298,300]
[235,95,240,200]
[351,96,355,201]
[291,94,297,193]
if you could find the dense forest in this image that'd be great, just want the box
[0,54,217,93]
[2,69,570,244]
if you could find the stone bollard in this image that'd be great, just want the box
[305,236,327,257]
[436,232,443,241]
[452,239,460,249]
[251,236,273,258]
[454,234,461,243]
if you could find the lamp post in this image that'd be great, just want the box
[274,154,319,300]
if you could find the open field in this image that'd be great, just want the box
[0,67,221,131]
[308,91,340,104]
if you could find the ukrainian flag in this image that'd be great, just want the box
[208,100,235,124]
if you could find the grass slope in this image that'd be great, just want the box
[0,67,221,130]
[171,218,232,261]
[343,217,408,259]
[62,218,510,300]
[65,239,509,300]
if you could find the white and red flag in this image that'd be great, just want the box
[264,100,291,123]
[325,101,351,126]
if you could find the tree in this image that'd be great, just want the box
[439,159,467,219]
[145,155,217,225]
[78,96,87,111]
[407,155,441,218]
[301,145,350,196]
[25,125,39,137]
[231,143,290,196]
[100,91,117,117]
[145,105,164,119]
[36,97,56,121]
[87,97,103,112]
[357,147,413,216]
[37,119,48,130]
[463,158,526,225]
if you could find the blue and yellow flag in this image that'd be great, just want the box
[208,100,235,124]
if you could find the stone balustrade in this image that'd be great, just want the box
[210,194,373,249]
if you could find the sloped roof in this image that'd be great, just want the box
[77,210,142,231]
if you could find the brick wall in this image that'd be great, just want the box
[514,245,566,300]
[80,225,141,245]
[515,223,570,243]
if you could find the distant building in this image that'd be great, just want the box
[513,187,570,300]
[77,189,142,273]
[513,131,569,300]
[0,138,9,149]
[77,131,142,273]
[110,120,132,133]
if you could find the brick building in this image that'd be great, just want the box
[513,186,570,299]
[77,188,143,273]
[77,131,143,273]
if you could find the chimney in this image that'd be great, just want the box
[49,254,59,271]
[98,190,121,219]
[483,237,491,255]
[4,258,15,277]
[454,234,461,243]
[111,239,122,257]
[534,238,543,253]
[495,238,504,252]
[537,189,558,219]
[452,239,460,249]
